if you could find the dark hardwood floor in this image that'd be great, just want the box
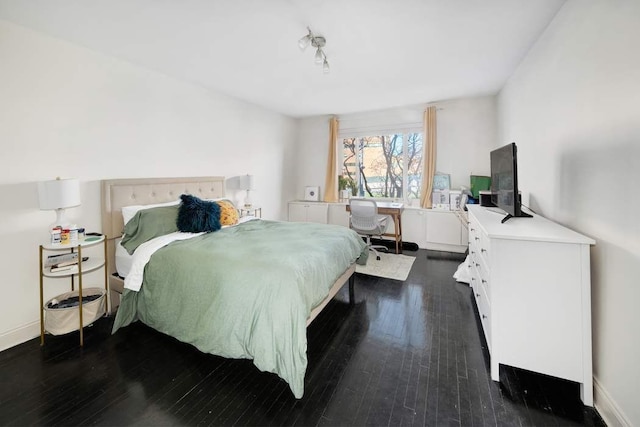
[0,249,605,426]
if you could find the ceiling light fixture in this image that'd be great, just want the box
[298,27,330,74]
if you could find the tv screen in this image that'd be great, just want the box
[490,142,530,223]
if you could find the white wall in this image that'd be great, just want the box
[436,96,497,189]
[497,1,640,425]
[0,20,296,350]
[294,96,497,202]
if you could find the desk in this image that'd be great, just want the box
[346,201,404,254]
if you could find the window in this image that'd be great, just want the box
[340,131,423,202]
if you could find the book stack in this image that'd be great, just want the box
[45,253,88,273]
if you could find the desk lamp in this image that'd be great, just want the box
[38,177,81,228]
[240,174,254,208]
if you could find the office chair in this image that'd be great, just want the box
[349,198,389,260]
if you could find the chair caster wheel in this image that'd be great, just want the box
[376,256,381,260]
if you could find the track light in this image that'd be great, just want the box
[298,27,329,73]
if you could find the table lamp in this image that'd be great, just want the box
[38,177,81,228]
[240,174,254,208]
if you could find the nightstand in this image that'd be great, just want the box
[239,206,262,218]
[39,235,108,346]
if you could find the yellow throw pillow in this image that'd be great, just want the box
[217,200,239,226]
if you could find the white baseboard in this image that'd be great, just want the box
[0,321,40,352]
[594,376,631,427]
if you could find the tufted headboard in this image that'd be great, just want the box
[101,176,225,277]
[101,176,225,239]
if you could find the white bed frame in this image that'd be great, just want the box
[100,176,355,325]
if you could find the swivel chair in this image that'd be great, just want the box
[349,198,389,260]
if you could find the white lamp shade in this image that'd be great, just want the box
[38,178,81,210]
[240,174,255,191]
[298,34,311,50]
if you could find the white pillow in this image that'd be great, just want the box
[121,199,181,226]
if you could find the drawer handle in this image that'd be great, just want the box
[482,279,487,284]
[481,248,487,253]
[476,293,480,298]
[470,250,475,254]
[482,314,488,319]
[471,277,476,281]
[475,263,480,267]
[470,227,475,231]
[475,237,480,241]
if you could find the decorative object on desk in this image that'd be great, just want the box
[432,189,450,208]
[338,175,356,201]
[304,186,320,201]
[449,190,462,210]
[356,253,415,281]
[240,174,255,208]
[433,172,451,190]
[470,175,491,199]
[460,193,469,211]
[432,172,451,210]
[38,177,81,229]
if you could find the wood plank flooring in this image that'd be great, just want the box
[0,249,605,426]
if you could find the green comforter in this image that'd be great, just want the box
[112,219,366,398]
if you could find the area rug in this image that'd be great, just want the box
[356,252,416,281]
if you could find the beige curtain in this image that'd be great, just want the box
[419,106,437,208]
[323,117,339,202]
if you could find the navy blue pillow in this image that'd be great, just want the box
[176,194,222,233]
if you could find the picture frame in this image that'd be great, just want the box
[433,173,451,191]
[304,186,320,201]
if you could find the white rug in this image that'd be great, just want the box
[356,252,416,281]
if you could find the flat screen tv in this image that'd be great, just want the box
[490,142,531,223]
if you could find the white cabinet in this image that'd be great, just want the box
[425,210,467,252]
[288,201,328,224]
[466,205,595,406]
[401,209,427,248]
[328,203,349,227]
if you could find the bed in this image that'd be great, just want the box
[100,177,366,398]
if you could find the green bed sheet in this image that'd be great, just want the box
[112,219,366,398]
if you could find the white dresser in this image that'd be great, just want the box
[466,205,595,406]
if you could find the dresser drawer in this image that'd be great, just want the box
[473,274,492,351]
[478,231,491,266]
[468,223,481,249]
[475,256,491,300]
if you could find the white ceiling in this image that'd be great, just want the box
[0,0,565,118]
